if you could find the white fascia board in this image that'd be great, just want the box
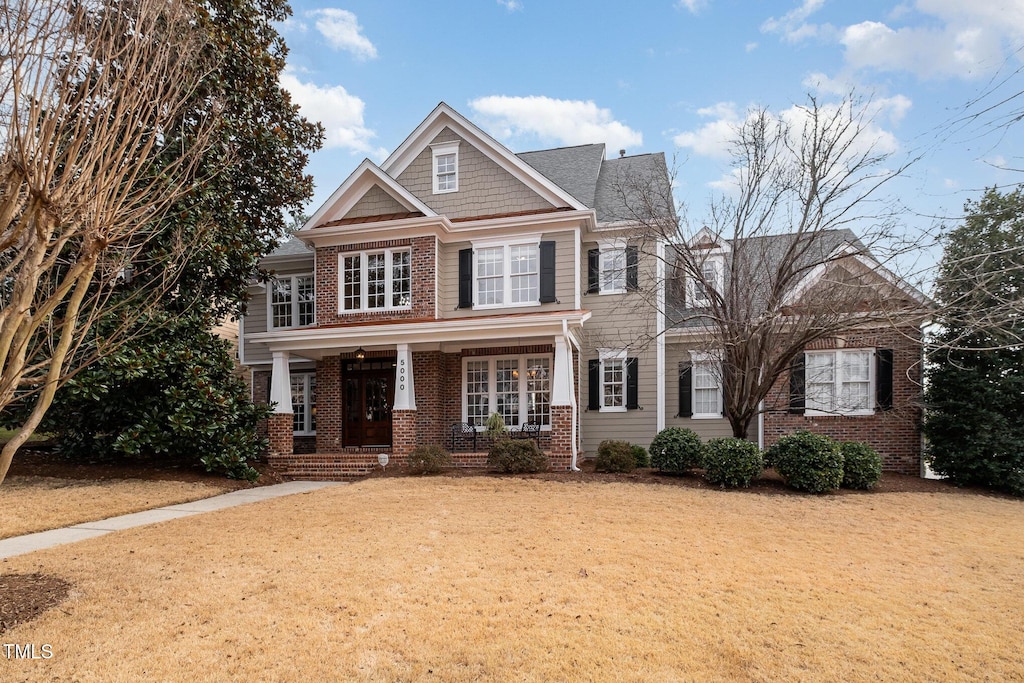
[441,209,595,241]
[261,253,314,270]
[687,226,731,252]
[248,311,592,354]
[302,159,437,232]
[299,215,453,248]
[381,103,587,211]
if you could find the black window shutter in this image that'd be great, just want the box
[587,249,600,294]
[678,362,692,418]
[876,349,894,411]
[539,241,556,303]
[458,248,473,308]
[626,246,639,291]
[588,359,601,410]
[626,357,639,410]
[789,355,806,414]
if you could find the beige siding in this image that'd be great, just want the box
[438,230,577,319]
[397,128,556,219]
[664,342,736,440]
[344,184,408,219]
[579,238,660,454]
[241,260,314,367]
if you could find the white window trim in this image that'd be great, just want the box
[461,354,554,430]
[598,238,628,295]
[431,141,460,194]
[268,273,315,330]
[689,350,723,419]
[291,372,316,435]
[687,254,724,309]
[598,347,628,413]
[804,348,875,417]
[337,248,412,314]
[471,235,542,310]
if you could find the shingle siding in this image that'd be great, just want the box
[344,184,408,219]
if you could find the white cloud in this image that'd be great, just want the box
[309,9,377,60]
[468,96,643,152]
[497,0,523,11]
[761,0,831,43]
[675,0,708,13]
[745,41,759,52]
[280,71,386,159]
[672,102,742,160]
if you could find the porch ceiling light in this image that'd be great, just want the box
[355,347,366,361]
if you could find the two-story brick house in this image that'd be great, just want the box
[240,102,926,478]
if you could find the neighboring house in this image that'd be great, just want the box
[240,102,925,478]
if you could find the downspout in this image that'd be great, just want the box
[564,319,581,472]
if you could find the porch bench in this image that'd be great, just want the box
[450,422,478,452]
[511,421,542,444]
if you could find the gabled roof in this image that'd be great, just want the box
[303,159,436,231]
[381,102,587,211]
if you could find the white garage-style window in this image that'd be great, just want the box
[462,355,552,428]
[472,237,540,309]
[269,274,315,329]
[339,248,412,313]
[805,349,874,415]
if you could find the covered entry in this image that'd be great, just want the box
[343,358,395,447]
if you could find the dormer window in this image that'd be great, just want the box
[431,141,460,194]
[688,256,723,308]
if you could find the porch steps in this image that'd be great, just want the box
[268,452,492,480]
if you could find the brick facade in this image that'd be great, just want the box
[315,235,436,326]
[762,327,924,474]
[267,413,293,457]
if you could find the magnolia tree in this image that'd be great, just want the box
[0,0,220,483]
[613,94,929,439]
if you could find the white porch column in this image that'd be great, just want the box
[269,351,293,413]
[394,343,416,410]
[552,335,572,406]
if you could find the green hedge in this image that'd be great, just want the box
[839,441,883,490]
[595,440,636,473]
[769,431,844,493]
[649,428,703,473]
[702,438,763,488]
[407,444,453,474]
[488,439,548,473]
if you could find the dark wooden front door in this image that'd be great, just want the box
[343,360,395,447]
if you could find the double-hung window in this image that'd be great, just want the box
[805,349,873,415]
[599,348,627,412]
[340,248,412,313]
[291,373,316,435]
[462,355,552,428]
[600,247,626,293]
[472,239,540,309]
[690,352,723,418]
[431,141,460,194]
[270,274,314,329]
[688,257,722,308]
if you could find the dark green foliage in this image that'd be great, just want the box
[595,440,636,473]
[487,439,548,474]
[925,188,1024,496]
[649,427,703,473]
[839,441,882,490]
[769,431,844,493]
[631,445,650,468]
[702,438,763,488]
[28,314,268,481]
[407,445,452,474]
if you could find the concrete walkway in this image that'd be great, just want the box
[0,481,342,560]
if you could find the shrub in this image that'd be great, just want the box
[631,445,650,468]
[484,412,508,441]
[488,439,548,474]
[702,438,763,488]
[839,441,883,490]
[649,427,703,473]
[407,444,453,474]
[769,431,844,493]
[596,440,636,473]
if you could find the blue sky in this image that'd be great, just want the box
[278,0,1024,246]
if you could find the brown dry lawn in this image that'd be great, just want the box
[0,476,229,539]
[3,477,1023,682]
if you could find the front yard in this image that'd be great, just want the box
[2,476,1021,681]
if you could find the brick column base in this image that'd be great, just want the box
[548,405,573,471]
[392,409,417,463]
[267,413,294,457]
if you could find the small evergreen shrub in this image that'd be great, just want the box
[649,427,703,473]
[488,439,548,473]
[839,441,883,490]
[702,438,763,488]
[484,412,508,441]
[407,444,453,474]
[769,431,844,493]
[631,445,650,468]
[596,440,636,473]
